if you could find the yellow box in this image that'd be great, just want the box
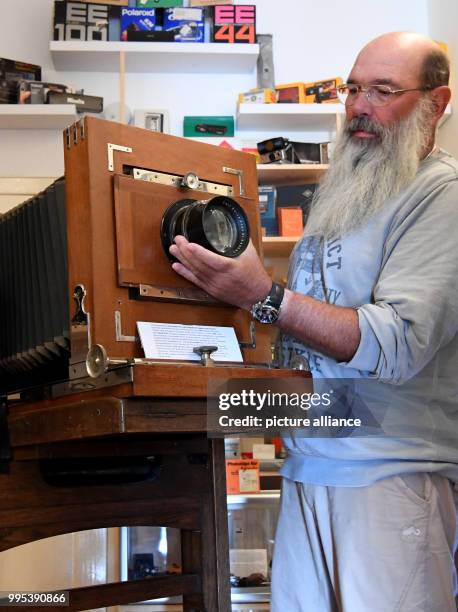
[238,88,277,104]
[304,77,343,104]
[275,82,307,104]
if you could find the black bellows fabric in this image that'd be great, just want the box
[0,178,70,393]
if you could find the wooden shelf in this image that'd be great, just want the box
[257,163,328,185]
[237,103,344,132]
[50,41,259,73]
[0,105,77,129]
[262,236,300,257]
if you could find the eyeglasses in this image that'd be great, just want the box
[336,83,432,107]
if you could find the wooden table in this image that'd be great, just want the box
[0,363,309,611]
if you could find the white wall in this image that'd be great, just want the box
[0,0,431,176]
[427,0,458,157]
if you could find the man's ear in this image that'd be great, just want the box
[430,86,451,118]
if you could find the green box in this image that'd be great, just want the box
[183,116,235,137]
[136,0,183,7]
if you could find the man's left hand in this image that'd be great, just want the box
[169,236,272,311]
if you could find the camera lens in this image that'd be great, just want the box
[161,196,249,260]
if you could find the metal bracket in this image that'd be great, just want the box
[79,118,85,141]
[65,120,86,149]
[52,365,134,398]
[138,283,216,304]
[133,168,233,197]
[115,311,136,342]
[73,122,79,146]
[239,321,257,350]
[70,284,92,380]
[223,166,246,198]
[108,143,133,172]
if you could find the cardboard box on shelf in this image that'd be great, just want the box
[258,185,277,237]
[277,207,303,236]
[240,436,265,458]
[163,7,204,42]
[238,88,277,104]
[54,1,120,41]
[275,82,307,104]
[213,4,255,43]
[304,77,343,103]
[183,115,234,137]
[226,459,260,494]
[121,6,156,40]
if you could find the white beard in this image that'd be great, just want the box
[305,96,435,239]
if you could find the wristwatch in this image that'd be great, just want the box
[251,282,285,324]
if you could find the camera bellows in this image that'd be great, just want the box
[0,178,69,390]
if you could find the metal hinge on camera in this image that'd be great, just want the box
[65,119,86,149]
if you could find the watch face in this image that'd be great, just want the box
[252,303,280,324]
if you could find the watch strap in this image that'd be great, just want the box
[267,281,285,309]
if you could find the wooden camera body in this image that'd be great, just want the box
[64,116,272,386]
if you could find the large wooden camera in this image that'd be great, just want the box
[0,117,273,396]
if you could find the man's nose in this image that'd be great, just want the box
[349,89,373,116]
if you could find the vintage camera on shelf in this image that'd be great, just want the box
[257,137,329,165]
[17,81,69,104]
[48,92,104,113]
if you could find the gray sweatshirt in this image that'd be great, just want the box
[280,149,458,486]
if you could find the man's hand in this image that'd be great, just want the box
[169,236,272,311]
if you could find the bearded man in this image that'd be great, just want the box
[170,32,458,611]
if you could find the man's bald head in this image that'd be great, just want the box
[355,32,449,89]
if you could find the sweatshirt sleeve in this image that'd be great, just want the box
[343,179,458,384]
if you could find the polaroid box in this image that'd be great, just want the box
[54,1,120,41]
[213,4,255,43]
[183,115,234,137]
[275,82,307,104]
[304,77,343,104]
[238,88,277,104]
[163,7,204,42]
[121,6,156,40]
[137,0,182,6]
[258,185,277,236]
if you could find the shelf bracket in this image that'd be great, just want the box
[107,143,133,172]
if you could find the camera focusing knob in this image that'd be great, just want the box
[181,172,200,190]
[193,345,218,367]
